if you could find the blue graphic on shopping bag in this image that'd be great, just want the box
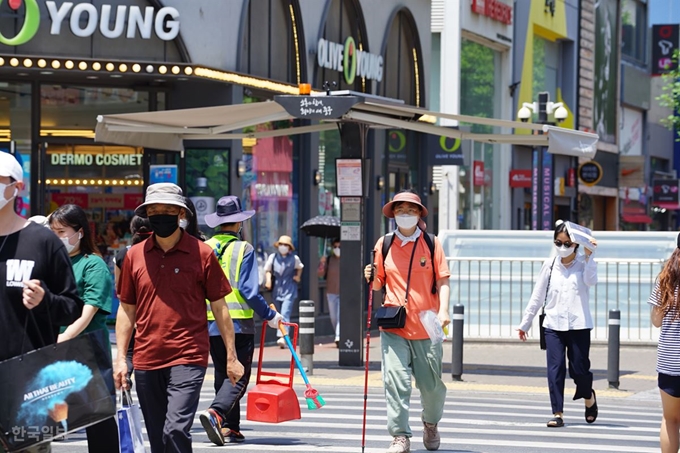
[17,361,93,432]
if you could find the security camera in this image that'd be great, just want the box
[517,106,532,123]
[554,105,568,123]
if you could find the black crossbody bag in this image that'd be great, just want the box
[538,258,556,350]
[375,236,419,329]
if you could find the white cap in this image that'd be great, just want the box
[0,152,23,182]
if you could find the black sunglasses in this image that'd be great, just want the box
[554,240,574,248]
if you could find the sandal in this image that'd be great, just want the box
[585,390,598,424]
[547,416,564,428]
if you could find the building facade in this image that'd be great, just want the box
[0,0,431,314]
[432,0,514,231]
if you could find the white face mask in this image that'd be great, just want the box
[394,214,419,230]
[333,247,340,257]
[278,245,289,255]
[179,219,188,229]
[61,231,81,254]
[0,182,17,211]
[555,244,575,258]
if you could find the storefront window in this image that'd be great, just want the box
[459,38,499,229]
[0,83,31,216]
[41,85,148,135]
[240,98,300,259]
[185,149,231,237]
[42,85,152,264]
[44,143,144,258]
[318,130,341,218]
[622,0,646,62]
[532,36,559,103]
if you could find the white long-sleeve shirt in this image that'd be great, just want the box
[518,254,598,333]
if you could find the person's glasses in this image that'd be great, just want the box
[554,240,574,248]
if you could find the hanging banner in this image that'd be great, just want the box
[540,149,553,230]
[473,161,485,187]
[531,150,539,230]
[426,132,466,165]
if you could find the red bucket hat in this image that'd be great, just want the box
[382,192,428,218]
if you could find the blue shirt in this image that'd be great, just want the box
[209,234,277,336]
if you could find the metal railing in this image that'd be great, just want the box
[446,257,664,342]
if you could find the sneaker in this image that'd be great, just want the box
[199,409,225,446]
[386,435,410,453]
[422,421,440,451]
[334,339,340,348]
[220,428,246,443]
[277,337,286,349]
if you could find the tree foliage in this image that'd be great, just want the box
[657,49,680,137]
[460,39,495,134]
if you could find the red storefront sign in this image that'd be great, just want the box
[567,168,576,187]
[52,193,89,207]
[473,161,485,187]
[471,0,513,25]
[124,193,144,210]
[89,194,124,208]
[509,169,532,188]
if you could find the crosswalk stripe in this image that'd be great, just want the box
[53,385,662,453]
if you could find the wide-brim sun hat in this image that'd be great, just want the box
[274,235,295,251]
[382,191,428,218]
[135,183,190,217]
[205,195,255,228]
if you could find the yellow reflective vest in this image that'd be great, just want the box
[205,235,254,321]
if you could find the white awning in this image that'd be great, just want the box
[95,93,598,158]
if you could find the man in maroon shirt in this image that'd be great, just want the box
[114,183,244,453]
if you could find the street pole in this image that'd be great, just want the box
[338,122,369,367]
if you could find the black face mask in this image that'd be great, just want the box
[148,214,179,238]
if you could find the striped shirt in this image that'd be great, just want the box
[648,282,680,376]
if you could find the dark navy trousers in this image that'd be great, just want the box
[544,328,594,414]
[209,333,255,432]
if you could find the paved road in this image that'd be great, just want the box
[51,382,663,453]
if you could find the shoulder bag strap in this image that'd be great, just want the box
[402,236,420,305]
[541,257,557,316]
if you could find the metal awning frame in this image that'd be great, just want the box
[95,92,599,158]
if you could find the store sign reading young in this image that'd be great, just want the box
[0,0,180,46]
[317,37,383,84]
[51,153,143,166]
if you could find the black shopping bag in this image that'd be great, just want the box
[0,328,116,452]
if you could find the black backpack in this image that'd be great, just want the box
[381,231,438,295]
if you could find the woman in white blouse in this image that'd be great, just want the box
[517,220,598,428]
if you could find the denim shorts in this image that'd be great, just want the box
[659,373,680,398]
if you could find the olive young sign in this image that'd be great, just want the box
[0,0,180,46]
[317,37,383,84]
[51,153,143,166]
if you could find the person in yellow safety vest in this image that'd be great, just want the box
[198,195,282,446]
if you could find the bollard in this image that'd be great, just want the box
[451,304,464,381]
[607,309,620,389]
[298,300,315,375]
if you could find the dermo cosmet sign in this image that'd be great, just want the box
[0,0,180,46]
